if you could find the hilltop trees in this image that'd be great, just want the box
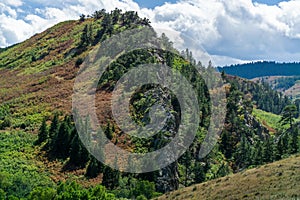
[76,8,151,50]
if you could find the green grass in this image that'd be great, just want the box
[252,108,283,133]
[253,108,300,133]
[0,20,85,74]
[0,131,55,198]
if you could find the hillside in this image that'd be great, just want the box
[218,62,300,99]
[0,9,300,200]
[252,76,300,100]
[155,154,300,200]
[0,9,150,130]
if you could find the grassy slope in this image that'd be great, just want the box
[0,20,85,130]
[253,108,300,134]
[252,108,282,133]
[155,154,300,200]
[0,19,113,130]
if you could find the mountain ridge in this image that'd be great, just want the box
[218,61,300,79]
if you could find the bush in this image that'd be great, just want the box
[136,195,147,200]
[0,117,11,129]
[27,187,56,200]
[75,57,84,67]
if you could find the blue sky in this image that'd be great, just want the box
[0,0,300,66]
[134,0,284,8]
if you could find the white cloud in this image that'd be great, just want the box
[143,0,300,65]
[0,0,23,7]
[0,0,300,66]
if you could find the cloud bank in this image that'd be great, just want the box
[0,0,299,66]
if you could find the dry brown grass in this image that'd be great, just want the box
[155,154,300,200]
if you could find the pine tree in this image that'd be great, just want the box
[180,150,193,187]
[46,113,60,151]
[193,161,206,184]
[280,104,297,129]
[252,141,263,166]
[105,122,113,140]
[51,121,71,159]
[36,118,48,145]
[262,137,273,163]
[220,130,233,159]
[234,134,251,169]
[69,129,89,168]
[216,162,230,178]
[288,127,299,154]
[86,156,104,178]
[102,157,120,190]
[79,24,91,48]
[49,113,59,139]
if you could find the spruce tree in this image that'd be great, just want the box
[49,113,59,138]
[102,157,120,190]
[262,137,273,163]
[280,104,297,128]
[234,134,251,169]
[288,127,299,154]
[194,161,206,184]
[105,122,113,140]
[86,156,104,178]
[252,141,263,166]
[36,118,48,145]
[69,129,89,168]
[51,121,71,159]
[46,113,60,151]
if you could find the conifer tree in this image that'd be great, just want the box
[262,137,273,163]
[36,118,48,145]
[45,113,59,151]
[234,134,251,169]
[105,122,113,140]
[69,129,89,168]
[193,161,206,184]
[86,156,104,178]
[252,141,263,165]
[49,113,59,138]
[280,104,297,128]
[288,127,299,154]
[51,121,71,159]
[102,157,120,190]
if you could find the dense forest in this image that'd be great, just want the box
[0,9,299,200]
[218,61,300,79]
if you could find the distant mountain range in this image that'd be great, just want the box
[218,61,300,79]
[218,61,300,99]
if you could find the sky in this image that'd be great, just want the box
[0,0,300,66]
[135,0,285,8]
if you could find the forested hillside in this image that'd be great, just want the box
[0,9,299,200]
[218,61,300,79]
